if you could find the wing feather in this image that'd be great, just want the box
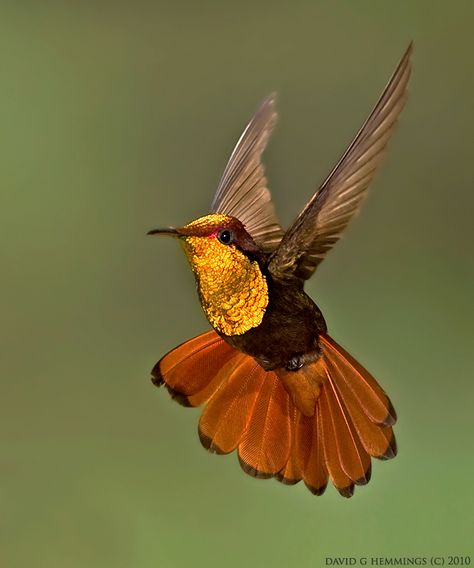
[211,95,284,252]
[269,43,412,281]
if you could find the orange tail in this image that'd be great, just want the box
[152,330,396,497]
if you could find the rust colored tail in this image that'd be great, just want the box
[152,330,396,497]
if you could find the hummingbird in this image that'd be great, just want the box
[148,44,412,497]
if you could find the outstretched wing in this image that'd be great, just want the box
[268,43,413,282]
[211,95,284,253]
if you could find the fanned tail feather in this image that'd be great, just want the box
[199,357,263,454]
[152,330,396,497]
[276,407,303,485]
[151,330,238,406]
[237,371,291,478]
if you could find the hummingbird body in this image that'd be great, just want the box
[148,45,412,497]
[224,274,326,371]
[179,213,326,370]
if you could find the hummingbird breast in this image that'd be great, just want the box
[182,235,270,336]
[222,276,327,371]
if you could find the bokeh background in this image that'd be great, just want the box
[2,1,473,566]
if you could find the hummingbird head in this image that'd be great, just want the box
[148,214,269,336]
[148,213,262,255]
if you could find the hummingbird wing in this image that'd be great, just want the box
[211,95,284,253]
[268,43,412,282]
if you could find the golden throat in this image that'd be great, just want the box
[181,234,268,336]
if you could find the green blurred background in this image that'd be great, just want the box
[1,1,473,566]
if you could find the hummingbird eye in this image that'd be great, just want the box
[217,229,233,245]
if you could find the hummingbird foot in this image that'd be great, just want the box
[286,357,304,371]
[285,345,322,372]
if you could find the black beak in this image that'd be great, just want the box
[147,227,178,236]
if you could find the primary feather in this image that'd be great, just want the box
[268,42,412,281]
[211,94,284,253]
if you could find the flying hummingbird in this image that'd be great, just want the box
[148,44,412,497]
